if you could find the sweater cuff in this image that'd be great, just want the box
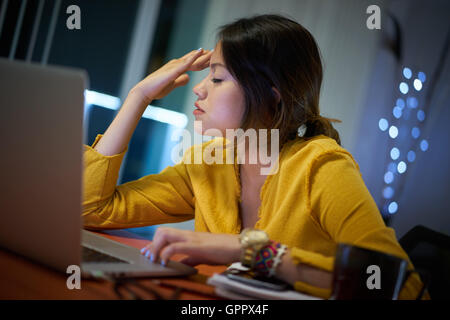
[91,134,103,149]
[84,134,128,158]
[290,246,335,299]
[290,247,335,272]
[294,281,332,299]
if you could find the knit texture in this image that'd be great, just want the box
[82,134,428,299]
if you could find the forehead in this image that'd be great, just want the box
[210,43,227,71]
[210,62,226,71]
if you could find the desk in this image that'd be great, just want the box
[0,230,227,299]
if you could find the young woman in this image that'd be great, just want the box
[82,14,427,299]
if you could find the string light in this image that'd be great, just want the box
[399,82,409,94]
[393,106,402,119]
[383,186,395,199]
[396,98,405,109]
[397,161,407,174]
[407,97,418,109]
[418,71,426,82]
[388,202,398,214]
[379,68,428,217]
[420,140,429,152]
[417,110,426,122]
[390,147,400,160]
[411,127,420,139]
[378,118,388,131]
[389,126,399,139]
[403,67,412,79]
[384,171,394,184]
[413,79,423,91]
[407,150,416,163]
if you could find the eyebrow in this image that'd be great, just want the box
[210,63,226,70]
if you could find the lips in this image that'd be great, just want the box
[195,102,205,112]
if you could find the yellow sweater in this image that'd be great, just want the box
[82,134,428,299]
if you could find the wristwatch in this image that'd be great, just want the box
[239,228,270,268]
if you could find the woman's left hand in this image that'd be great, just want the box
[140,227,242,266]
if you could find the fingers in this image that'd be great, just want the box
[175,49,213,73]
[134,48,212,102]
[152,74,190,99]
[140,227,188,264]
[190,50,213,71]
[179,256,203,267]
[174,49,204,71]
[139,228,240,267]
[179,48,204,60]
[173,73,190,88]
[159,242,200,265]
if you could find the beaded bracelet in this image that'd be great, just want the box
[254,240,287,278]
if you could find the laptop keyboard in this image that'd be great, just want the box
[82,246,129,264]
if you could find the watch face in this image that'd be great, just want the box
[246,230,269,245]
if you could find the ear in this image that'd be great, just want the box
[271,87,281,104]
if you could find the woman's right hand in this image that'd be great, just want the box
[132,48,213,105]
[92,48,212,156]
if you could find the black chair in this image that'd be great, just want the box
[399,225,450,300]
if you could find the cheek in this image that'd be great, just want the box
[214,104,242,126]
[209,86,245,128]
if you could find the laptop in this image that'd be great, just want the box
[0,58,197,278]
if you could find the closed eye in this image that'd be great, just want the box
[211,78,222,83]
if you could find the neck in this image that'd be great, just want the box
[235,134,278,177]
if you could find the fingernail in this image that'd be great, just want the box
[145,251,151,259]
[150,253,155,262]
[161,260,166,267]
[140,247,147,254]
[197,47,203,51]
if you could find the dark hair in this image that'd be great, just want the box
[216,14,341,147]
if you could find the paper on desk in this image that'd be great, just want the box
[207,270,322,300]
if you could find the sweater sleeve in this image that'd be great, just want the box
[290,150,429,300]
[82,134,195,230]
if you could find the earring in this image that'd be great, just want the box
[297,124,307,137]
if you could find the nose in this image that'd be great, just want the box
[192,75,208,99]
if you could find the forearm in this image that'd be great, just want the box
[275,249,333,290]
[231,239,333,290]
[93,87,151,156]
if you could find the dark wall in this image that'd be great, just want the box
[0,0,139,96]
[49,0,139,96]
